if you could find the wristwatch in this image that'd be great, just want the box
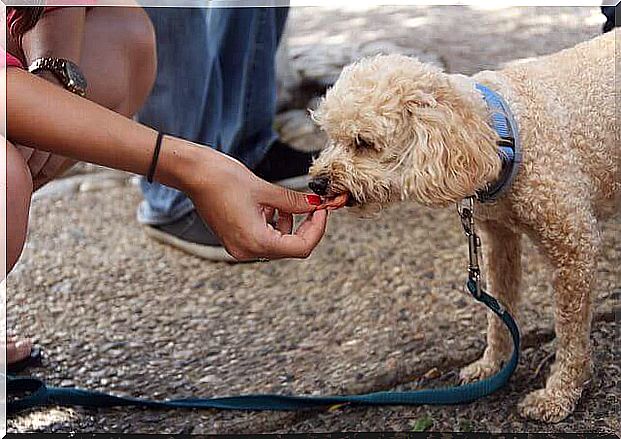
[28,57,87,97]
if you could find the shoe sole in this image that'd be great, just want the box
[144,225,241,263]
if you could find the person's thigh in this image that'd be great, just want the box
[27,6,156,189]
[80,6,156,117]
[5,140,34,273]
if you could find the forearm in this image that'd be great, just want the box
[5,70,327,262]
[21,7,86,65]
[6,68,206,192]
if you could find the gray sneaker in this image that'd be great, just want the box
[144,210,237,262]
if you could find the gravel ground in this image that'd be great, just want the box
[7,186,619,434]
[6,4,619,435]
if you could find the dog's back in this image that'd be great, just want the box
[482,30,619,217]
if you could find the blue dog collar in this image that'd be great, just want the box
[474,83,522,203]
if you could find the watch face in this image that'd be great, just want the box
[65,62,87,92]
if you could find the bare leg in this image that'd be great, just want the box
[5,7,156,365]
[7,6,156,264]
[5,140,34,273]
[21,6,157,190]
[80,6,156,117]
[3,139,36,363]
[460,221,522,382]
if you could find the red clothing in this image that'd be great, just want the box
[7,1,98,25]
[5,51,24,69]
[5,2,97,69]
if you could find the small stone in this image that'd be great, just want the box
[108,349,124,359]
[173,350,194,360]
[51,280,73,295]
[424,367,441,380]
[32,178,80,200]
[191,280,205,289]
[91,369,108,378]
[79,176,127,192]
[198,375,219,384]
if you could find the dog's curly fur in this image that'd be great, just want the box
[310,30,619,423]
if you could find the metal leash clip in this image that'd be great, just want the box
[457,197,482,298]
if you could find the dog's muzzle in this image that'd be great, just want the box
[308,176,330,196]
[309,176,357,207]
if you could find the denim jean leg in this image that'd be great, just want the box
[138,7,289,225]
[198,7,289,169]
[137,8,210,225]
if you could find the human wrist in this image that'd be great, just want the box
[154,137,216,194]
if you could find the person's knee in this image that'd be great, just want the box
[122,8,157,110]
[5,142,33,273]
[82,6,156,115]
[127,8,156,69]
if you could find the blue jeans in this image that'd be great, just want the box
[137,7,288,225]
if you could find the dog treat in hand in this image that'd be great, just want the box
[320,193,349,210]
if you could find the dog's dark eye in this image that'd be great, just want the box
[355,136,374,149]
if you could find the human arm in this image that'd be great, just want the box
[6,69,327,260]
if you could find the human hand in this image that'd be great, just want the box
[180,146,328,261]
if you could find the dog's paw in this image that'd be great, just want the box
[459,357,502,383]
[517,388,579,423]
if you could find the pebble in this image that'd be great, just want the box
[79,176,127,193]
[423,367,441,380]
[173,350,195,360]
[199,375,219,384]
[32,178,80,200]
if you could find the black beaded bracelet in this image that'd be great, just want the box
[146,132,164,183]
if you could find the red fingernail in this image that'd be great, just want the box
[306,194,321,206]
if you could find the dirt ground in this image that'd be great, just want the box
[6,4,619,436]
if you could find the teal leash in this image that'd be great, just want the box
[7,198,520,413]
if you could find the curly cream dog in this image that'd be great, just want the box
[309,30,619,423]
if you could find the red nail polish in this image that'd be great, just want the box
[306,194,322,206]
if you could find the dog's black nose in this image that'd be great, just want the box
[308,176,330,196]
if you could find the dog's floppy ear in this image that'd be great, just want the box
[399,94,501,207]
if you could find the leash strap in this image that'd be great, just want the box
[6,280,519,413]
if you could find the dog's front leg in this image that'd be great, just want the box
[460,221,522,383]
[517,201,598,423]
